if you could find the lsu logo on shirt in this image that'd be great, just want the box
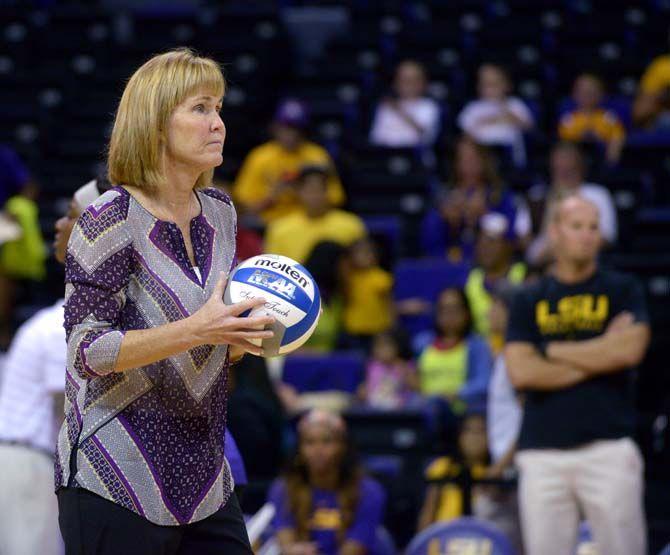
[536,294,609,335]
[310,508,341,529]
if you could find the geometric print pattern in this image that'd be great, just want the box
[55,186,237,526]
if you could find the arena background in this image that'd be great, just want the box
[1,0,670,552]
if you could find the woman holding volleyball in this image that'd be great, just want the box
[56,48,274,554]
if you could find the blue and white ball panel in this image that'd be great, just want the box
[223,254,321,356]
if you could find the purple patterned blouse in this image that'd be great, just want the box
[56,186,237,526]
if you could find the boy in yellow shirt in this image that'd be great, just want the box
[558,74,625,164]
[264,165,366,263]
[233,99,345,223]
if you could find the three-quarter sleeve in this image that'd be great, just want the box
[64,195,133,379]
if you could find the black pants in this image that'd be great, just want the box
[57,488,253,555]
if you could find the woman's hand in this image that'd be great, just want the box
[284,542,318,555]
[188,272,275,356]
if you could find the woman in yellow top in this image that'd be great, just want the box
[233,99,345,223]
[558,74,625,164]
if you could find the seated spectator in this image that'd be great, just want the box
[417,410,492,530]
[416,288,493,415]
[357,328,417,410]
[369,59,441,147]
[301,241,347,353]
[558,73,625,164]
[264,165,366,263]
[233,99,345,223]
[465,213,526,347]
[526,142,617,267]
[267,409,386,555]
[0,145,46,348]
[633,49,670,129]
[421,137,529,262]
[457,64,534,166]
[342,237,394,348]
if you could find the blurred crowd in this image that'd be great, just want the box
[1,7,670,555]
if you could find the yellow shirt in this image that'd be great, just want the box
[233,140,345,222]
[264,209,366,263]
[558,109,625,143]
[640,55,670,95]
[418,341,468,398]
[343,267,393,335]
[425,456,487,523]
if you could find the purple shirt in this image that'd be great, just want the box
[268,476,386,555]
[56,186,237,526]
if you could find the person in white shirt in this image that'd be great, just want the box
[0,178,106,555]
[526,142,618,267]
[369,59,441,147]
[458,64,534,166]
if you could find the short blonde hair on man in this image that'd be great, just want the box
[108,48,225,194]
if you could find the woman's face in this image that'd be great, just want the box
[394,62,426,100]
[435,289,469,337]
[300,426,344,475]
[458,414,488,463]
[455,141,485,184]
[165,91,225,174]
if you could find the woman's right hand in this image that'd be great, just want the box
[188,272,275,356]
[285,542,318,555]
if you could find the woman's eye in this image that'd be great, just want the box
[194,104,206,113]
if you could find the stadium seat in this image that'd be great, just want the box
[405,517,517,555]
[659,543,670,555]
[282,351,365,394]
[372,526,397,555]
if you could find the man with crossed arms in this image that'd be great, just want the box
[505,193,650,555]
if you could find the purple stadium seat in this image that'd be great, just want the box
[372,526,397,555]
[659,543,670,555]
[282,352,365,394]
[406,517,517,555]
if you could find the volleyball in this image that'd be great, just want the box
[224,254,321,357]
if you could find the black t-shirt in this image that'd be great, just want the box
[507,268,649,450]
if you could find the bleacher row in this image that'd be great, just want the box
[2,0,670,551]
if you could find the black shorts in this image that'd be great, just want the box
[57,487,252,555]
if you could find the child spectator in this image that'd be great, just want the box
[416,288,493,415]
[421,137,529,262]
[342,238,394,348]
[369,60,441,147]
[233,99,345,223]
[558,73,625,164]
[267,410,386,555]
[301,241,347,353]
[358,328,417,410]
[458,64,534,166]
[418,411,491,530]
[265,165,366,263]
[465,212,526,346]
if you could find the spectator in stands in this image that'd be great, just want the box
[526,142,617,268]
[457,64,534,166]
[416,288,492,415]
[0,145,46,348]
[633,45,670,129]
[465,213,526,348]
[421,137,529,262]
[267,409,386,555]
[301,241,347,353]
[418,410,492,530]
[357,327,417,409]
[342,237,394,349]
[369,59,441,147]
[506,194,650,555]
[558,73,625,164]
[0,177,109,555]
[264,165,366,263]
[233,99,345,223]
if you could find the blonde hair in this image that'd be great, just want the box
[108,48,225,194]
